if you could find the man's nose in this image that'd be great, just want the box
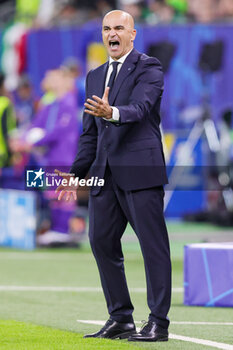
[109,28,117,36]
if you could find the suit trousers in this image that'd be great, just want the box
[88,164,171,329]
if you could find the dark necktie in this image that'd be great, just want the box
[107,61,120,92]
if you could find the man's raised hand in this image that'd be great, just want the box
[84,87,112,119]
[54,169,78,201]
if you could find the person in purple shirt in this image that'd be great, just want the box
[23,69,78,167]
[11,69,80,240]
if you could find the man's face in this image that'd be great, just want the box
[102,12,136,60]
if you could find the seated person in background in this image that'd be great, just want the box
[12,74,38,131]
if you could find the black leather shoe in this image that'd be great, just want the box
[83,319,136,339]
[128,321,168,342]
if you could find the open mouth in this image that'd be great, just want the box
[109,40,120,48]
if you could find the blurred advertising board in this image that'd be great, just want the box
[0,189,36,250]
[164,132,206,217]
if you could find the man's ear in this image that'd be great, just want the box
[131,29,137,42]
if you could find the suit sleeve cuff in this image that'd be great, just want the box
[103,106,120,122]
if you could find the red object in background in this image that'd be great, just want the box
[15,31,28,74]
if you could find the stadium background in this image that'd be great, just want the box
[0,0,233,349]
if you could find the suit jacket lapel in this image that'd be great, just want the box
[109,49,139,106]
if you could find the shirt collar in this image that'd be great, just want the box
[109,48,133,66]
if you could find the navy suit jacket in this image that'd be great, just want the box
[70,49,168,194]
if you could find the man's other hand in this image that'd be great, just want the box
[84,87,112,119]
[54,169,78,201]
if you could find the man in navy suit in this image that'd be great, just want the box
[56,10,171,342]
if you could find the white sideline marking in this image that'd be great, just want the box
[0,253,91,260]
[172,322,233,326]
[77,319,233,327]
[77,320,233,350]
[0,285,183,293]
[0,286,103,292]
[170,333,233,350]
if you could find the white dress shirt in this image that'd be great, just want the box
[105,49,133,122]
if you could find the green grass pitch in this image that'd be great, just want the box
[0,221,233,349]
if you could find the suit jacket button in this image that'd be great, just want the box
[105,125,109,128]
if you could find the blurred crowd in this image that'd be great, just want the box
[1,0,232,91]
[0,61,88,246]
[0,0,233,27]
[0,63,84,169]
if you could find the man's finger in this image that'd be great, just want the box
[84,109,98,116]
[55,184,66,193]
[66,192,71,201]
[73,191,77,201]
[84,102,97,111]
[86,98,98,107]
[92,95,103,103]
[58,190,67,201]
[102,87,110,101]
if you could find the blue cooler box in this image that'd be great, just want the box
[184,243,233,307]
[0,189,36,250]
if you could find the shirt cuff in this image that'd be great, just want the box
[104,106,120,122]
